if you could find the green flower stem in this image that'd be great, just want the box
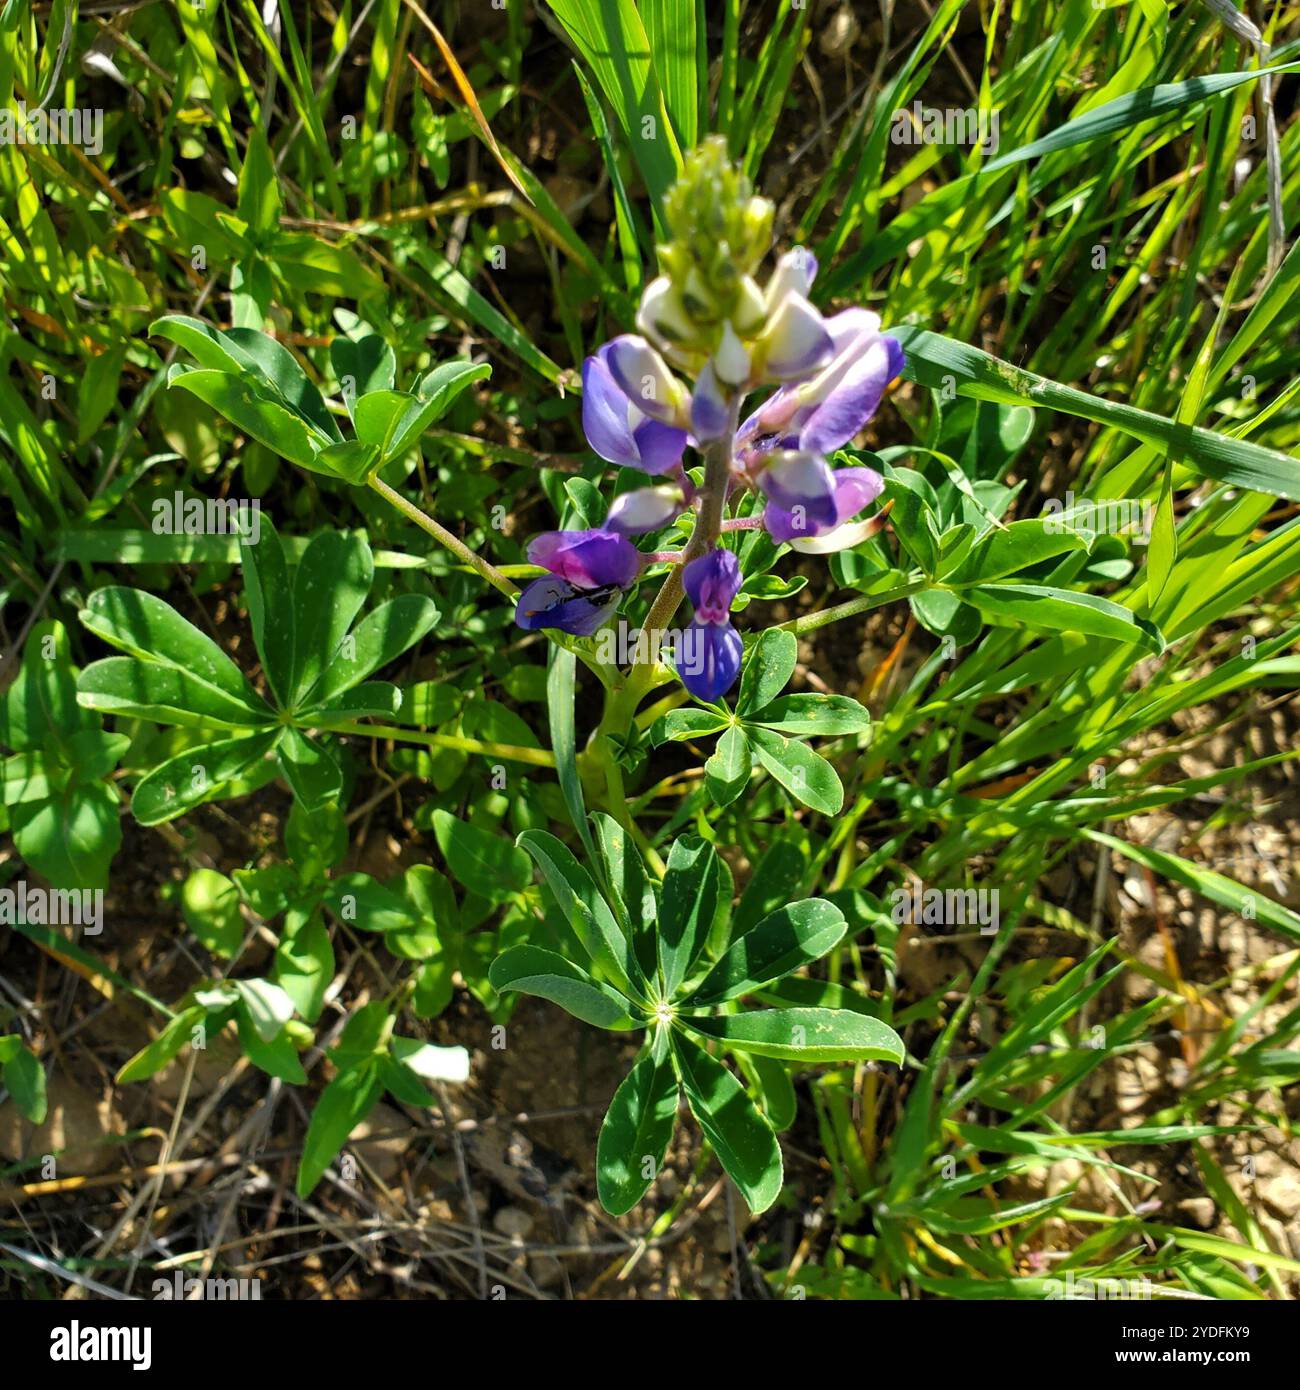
[369,476,518,600]
[321,720,555,768]
[782,576,929,635]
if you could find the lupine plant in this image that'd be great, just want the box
[491,818,903,1212]
[6,0,1300,1305]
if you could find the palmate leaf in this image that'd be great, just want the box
[288,530,373,704]
[749,694,872,737]
[683,1008,905,1065]
[748,725,844,815]
[302,596,438,707]
[704,724,750,807]
[130,730,282,826]
[672,1031,782,1214]
[593,812,657,979]
[239,516,296,707]
[689,899,847,1006]
[79,588,260,707]
[77,657,273,730]
[516,829,644,997]
[79,524,436,824]
[737,628,797,715]
[596,1041,680,1215]
[658,835,725,998]
[276,728,343,811]
[488,946,639,1030]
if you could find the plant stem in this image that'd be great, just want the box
[321,720,554,767]
[782,577,928,635]
[369,476,518,600]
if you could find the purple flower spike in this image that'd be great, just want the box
[678,619,744,702]
[765,465,884,547]
[683,548,742,625]
[515,576,622,637]
[527,529,642,589]
[756,451,839,532]
[582,350,688,476]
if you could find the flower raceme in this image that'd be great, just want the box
[515,139,904,698]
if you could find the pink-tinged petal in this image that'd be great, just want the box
[677,620,743,702]
[527,529,642,589]
[799,334,904,456]
[763,465,883,544]
[757,451,838,529]
[691,362,730,441]
[605,485,686,536]
[830,466,886,524]
[758,291,832,380]
[763,500,812,543]
[515,577,621,636]
[735,387,801,472]
[683,548,742,623]
[605,334,686,424]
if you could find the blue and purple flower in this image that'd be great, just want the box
[516,174,903,701]
[581,341,689,476]
[678,548,744,703]
[515,529,642,637]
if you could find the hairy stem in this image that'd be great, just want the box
[369,476,518,600]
